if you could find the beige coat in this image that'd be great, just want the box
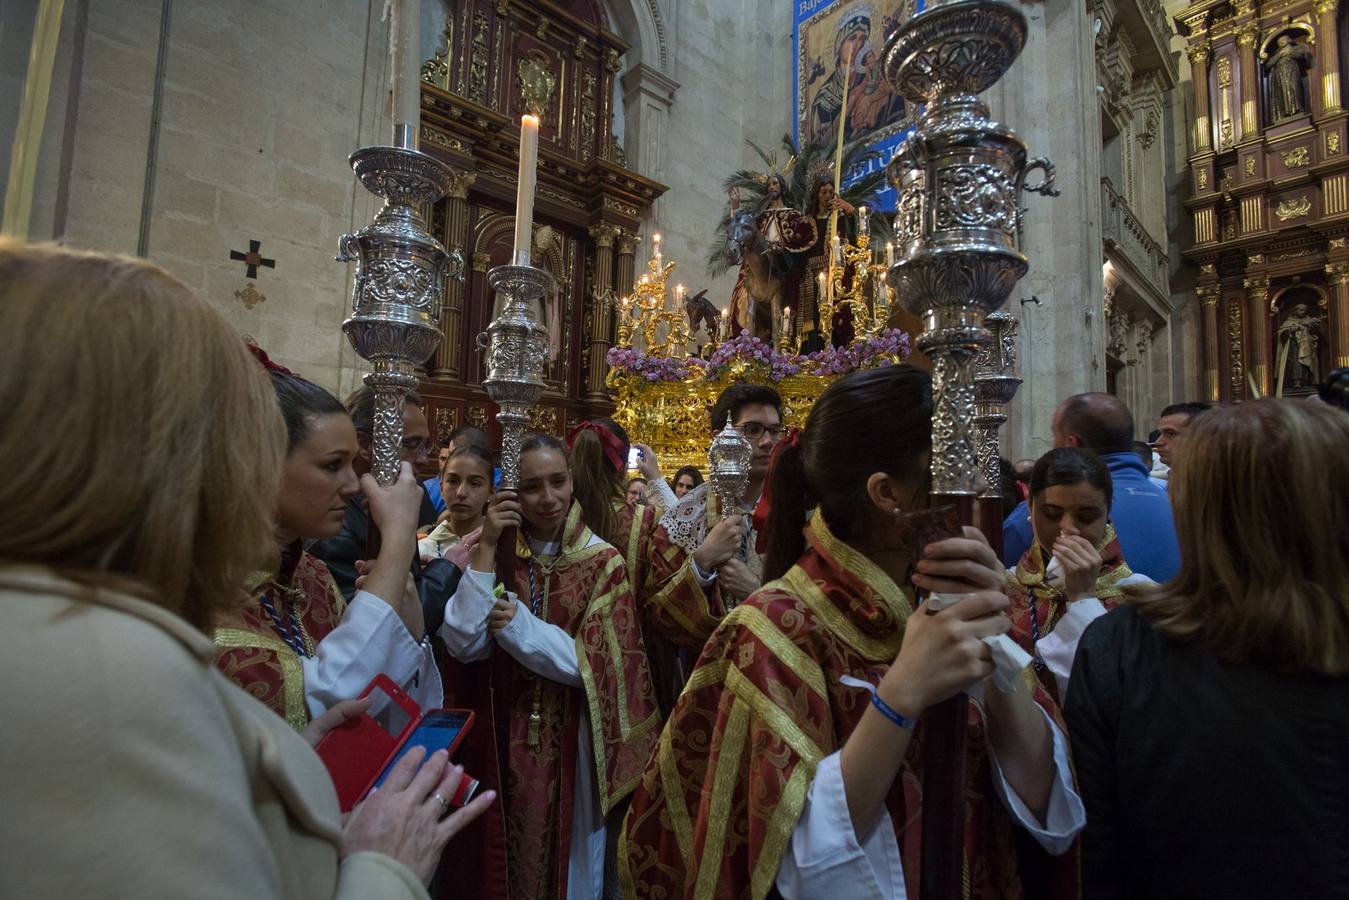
[0,567,429,899]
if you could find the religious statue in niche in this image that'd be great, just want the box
[1264,33,1315,122]
[1277,301,1323,387]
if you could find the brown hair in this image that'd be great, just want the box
[0,240,286,632]
[568,418,630,547]
[763,366,932,582]
[1129,399,1349,674]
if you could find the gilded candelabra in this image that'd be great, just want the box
[822,231,876,342]
[618,252,690,357]
[337,146,465,485]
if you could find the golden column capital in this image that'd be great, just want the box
[588,223,621,248]
[1187,41,1213,67]
[1197,283,1222,306]
[1244,274,1270,295]
[1236,22,1260,47]
[616,229,640,256]
[1326,261,1349,286]
[445,170,477,201]
[1316,0,1339,17]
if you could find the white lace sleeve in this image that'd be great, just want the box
[659,484,710,555]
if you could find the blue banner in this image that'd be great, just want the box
[792,0,922,212]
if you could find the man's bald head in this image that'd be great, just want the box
[1051,392,1135,455]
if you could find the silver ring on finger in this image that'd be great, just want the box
[433,792,451,814]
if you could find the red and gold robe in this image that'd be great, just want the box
[214,544,344,730]
[621,513,1067,900]
[440,504,660,900]
[1006,525,1133,702]
[613,500,726,714]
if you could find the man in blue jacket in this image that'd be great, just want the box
[1003,392,1180,581]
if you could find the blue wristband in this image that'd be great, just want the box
[840,674,917,731]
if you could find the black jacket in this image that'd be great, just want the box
[309,491,458,637]
[1067,605,1349,899]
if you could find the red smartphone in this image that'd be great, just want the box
[315,675,475,811]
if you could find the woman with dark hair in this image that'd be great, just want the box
[418,445,494,569]
[213,345,442,727]
[622,365,1084,898]
[671,465,704,498]
[439,434,659,899]
[1068,400,1349,898]
[1006,448,1152,703]
[567,418,738,713]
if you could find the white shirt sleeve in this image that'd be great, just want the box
[493,599,582,687]
[437,567,497,662]
[646,478,678,511]
[776,751,907,899]
[1035,598,1108,698]
[977,688,1087,856]
[301,590,442,718]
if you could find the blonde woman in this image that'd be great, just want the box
[0,242,493,898]
[1068,399,1349,898]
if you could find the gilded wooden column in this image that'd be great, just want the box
[1244,274,1272,395]
[432,170,477,381]
[1326,261,1349,367]
[1189,42,1213,154]
[615,229,639,303]
[1316,0,1343,116]
[587,223,620,397]
[1236,24,1261,136]
[1198,283,1222,400]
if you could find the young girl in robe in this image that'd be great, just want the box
[440,434,659,900]
[418,444,494,570]
[621,365,1085,900]
[566,418,742,713]
[214,346,441,729]
[1005,447,1152,703]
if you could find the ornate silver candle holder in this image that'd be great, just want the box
[884,0,1057,496]
[974,310,1022,499]
[708,415,752,522]
[337,146,465,485]
[477,265,553,489]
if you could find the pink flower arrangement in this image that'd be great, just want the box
[607,329,910,384]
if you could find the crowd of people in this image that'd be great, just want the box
[2,240,1347,899]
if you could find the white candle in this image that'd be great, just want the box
[783,306,792,337]
[857,205,868,235]
[390,0,420,144]
[653,232,662,265]
[817,271,827,299]
[720,307,729,339]
[512,114,540,265]
[674,283,685,310]
[886,241,895,267]
[832,235,842,265]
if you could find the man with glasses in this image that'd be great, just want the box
[311,387,456,617]
[660,384,786,607]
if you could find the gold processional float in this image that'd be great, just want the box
[604,218,913,474]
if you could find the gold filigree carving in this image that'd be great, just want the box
[1217,56,1233,87]
[422,23,453,91]
[1248,253,1266,265]
[1228,301,1245,396]
[472,251,492,272]
[603,197,640,217]
[1197,167,1209,190]
[466,406,489,428]
[580,71,597,163]
[422,128,469,155]
[1282,145,1311,167]
[1330,132,1342,154]
[605,48,622,73]
[1330,237,1348,248]
[1201,262,1217,275]
[1245,156,1257,176]
[1275,195,1313,220]
[518,50,557,118]
[574,36,589,60]
[469,11,489,104]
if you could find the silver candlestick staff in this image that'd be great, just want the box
[882,3,1057,898]
[337,146,465,486]
[477,266,554,490]
[974,310,1022,501]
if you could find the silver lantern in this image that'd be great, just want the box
[708,414,753,523]
[337,146,465,486]
[477,266,554,490]
[884,0,1057,498]
[974,310,1022,499]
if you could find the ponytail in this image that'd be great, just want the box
[761,438,811,583]
[568,427,623,546]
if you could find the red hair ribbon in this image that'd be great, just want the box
[752,425,801,553]
[245,341,294,377]
[565,420,627,473]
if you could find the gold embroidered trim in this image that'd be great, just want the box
[647,558,721,643]
[752,765,813,899]
[693,701,750,900]
[213,626,307,730]
[723,604,828,698]
[781,566,905,663]
[811,512,914,621]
